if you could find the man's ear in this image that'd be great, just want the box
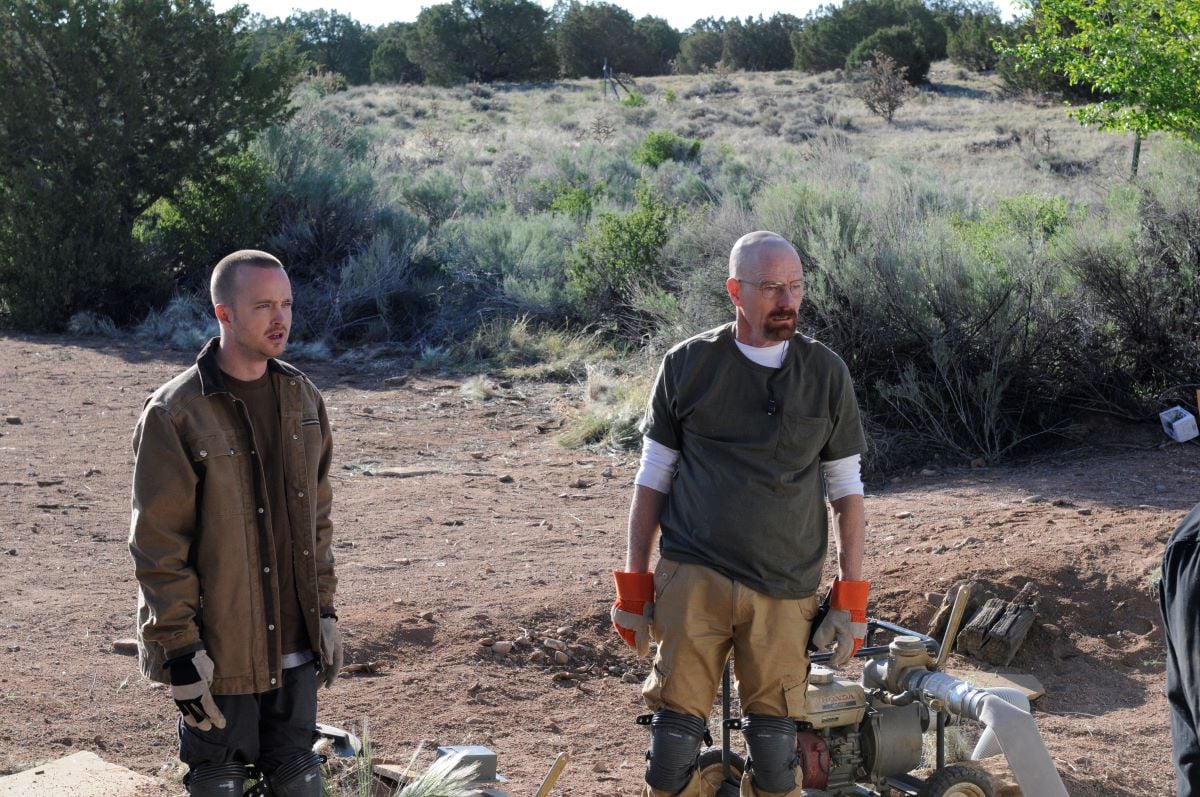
[214,303,231,325]
[725,276,742,307]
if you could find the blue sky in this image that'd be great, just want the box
[215,0,1027,32]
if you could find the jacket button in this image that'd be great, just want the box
[289,380,296,386]
[229,448,235,455]
[199,450,208,458]
[268,624,275,631]
[297,491,304,498]
[263,566,270,573]
[309,608,316,613]
[302,549,309,556]
[271,678,277,685]
[258,507,264,514]
[292,433,299,440]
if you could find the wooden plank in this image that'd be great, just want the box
[944,667,1046,701]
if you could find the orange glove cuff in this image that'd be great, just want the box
[830,579,870,617]
[613,570,654,601]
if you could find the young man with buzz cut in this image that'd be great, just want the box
[612,231,870,797]
[129,249,341,797]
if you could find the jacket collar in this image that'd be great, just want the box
[195,337,303,397]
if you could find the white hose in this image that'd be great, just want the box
[971,687,1030,760]
[977,694,1069,796]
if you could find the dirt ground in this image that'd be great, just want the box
[0,333,1189,796]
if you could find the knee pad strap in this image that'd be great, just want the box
[268,751,324,797]
[742,714,799,794]
[645,709,707,795]
[186,762,248,797]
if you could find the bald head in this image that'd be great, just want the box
[728,231,802,279]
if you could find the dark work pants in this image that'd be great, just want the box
[1161,503,1200,797]
[179,663,318,779]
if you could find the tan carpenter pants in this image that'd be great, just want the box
[640,559,818,797]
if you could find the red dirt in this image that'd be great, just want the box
[0,333,1184,795]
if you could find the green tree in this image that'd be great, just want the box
[633,15,680,75]
[1006,0,1200,162]
[722,14,801,72]
[283,8,373,84]
[555,1,652,77]
[846,24,931,85]
[408,0,554,85]
[370,21,422,83]
[792,0,945,73]
[0,0,300,330]
[677,19,725,73]
[947,9,1005,71]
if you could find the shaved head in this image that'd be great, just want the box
[728,231,802,279]
[210,249,285,308]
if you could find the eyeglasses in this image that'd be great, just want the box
[736,279,804,300]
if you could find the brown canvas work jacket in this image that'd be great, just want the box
[129,338,336,695]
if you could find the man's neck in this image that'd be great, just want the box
[215,339,269,382]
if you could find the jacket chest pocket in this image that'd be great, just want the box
[187,430,251,519]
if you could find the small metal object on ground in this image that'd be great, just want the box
[534,752,569,797]
[436,744,500,784]
[314,722,362,757]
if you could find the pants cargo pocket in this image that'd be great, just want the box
[782,674,809,722]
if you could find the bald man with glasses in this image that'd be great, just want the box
[612,231,870,797]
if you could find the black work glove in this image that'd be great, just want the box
[168,650,226,732]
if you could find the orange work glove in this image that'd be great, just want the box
[810,579,870,667]
[611,570,655,657]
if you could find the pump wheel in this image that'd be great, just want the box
[918,764,994,797]
[697,748,743,795]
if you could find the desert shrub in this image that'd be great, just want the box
[135,293,216,350]
[432,210,579,329]
[549,183,605,222]
[852,50,910,122]
[868,220,1076,462]
[846,26,930,85]
[67,311,118,337]
[621,91,647,108]
[642,161,718,209]
[632,131,702,169]
[1056,158,1200,413]
[398,168,475,229]
[557,364,650,449]
[251,100,430,342]
[567,184,680,336]
[452,316,618,381]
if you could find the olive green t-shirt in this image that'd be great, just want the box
[224,370,312,657]
[641,323,866,599]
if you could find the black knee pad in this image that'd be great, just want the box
[742,714,799,794]
[186,762,248,797]
[645,709,707,794]
[267,751,324,797]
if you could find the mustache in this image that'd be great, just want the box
[768,310,797,320]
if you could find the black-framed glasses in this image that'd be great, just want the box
[736,279,804,300]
